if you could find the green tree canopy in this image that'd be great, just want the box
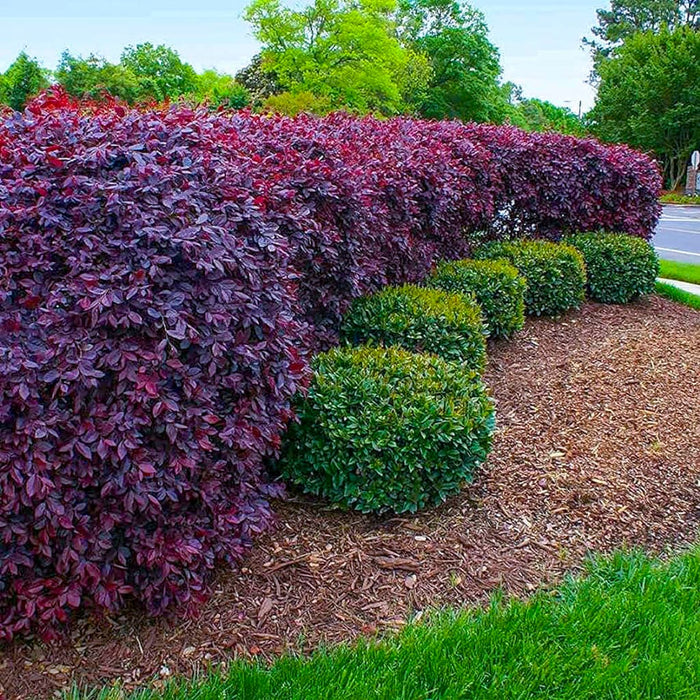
[589,25,700,188]
[262,90,333,115]
[235,53,282,107]
[119,43,199,101]
[0,52,49,111]
[196,69,250,108]
[480,83,586,136]
[56,51,143,103]
[53,46,249,108]
[584,0,699,71]
[396,0,505,122]
[515,98,586,136]
[244,0,429,115]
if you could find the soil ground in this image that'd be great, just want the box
[2,295,699,699]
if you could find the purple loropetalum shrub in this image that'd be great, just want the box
[465,124,662,240]
[0,92,308,641]
[223,113,497,348]
[0,95,498,640]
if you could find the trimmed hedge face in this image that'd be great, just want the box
[465,124,662,240]
[565,233,660,304]
[280,346,495,514]
[476,241,587,317]
[341,285,487,373]
[224,113,496,349]
[0,95,309,641]
[427,259,526,339]
[0,93,498,640]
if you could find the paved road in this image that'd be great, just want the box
[653,205,700,263]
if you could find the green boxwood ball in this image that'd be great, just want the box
[428,259,526,339]
[279,346,495,514]
[476,240,586,317]
[341,284,487,373]
[565,232,659,304]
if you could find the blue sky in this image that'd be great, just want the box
[0,0,602,111]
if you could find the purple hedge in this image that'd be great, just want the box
[0,95,308,640]
[0,91,662,640]
[465,124,662,239]
[222,113,497,347]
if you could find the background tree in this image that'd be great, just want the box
[196,69,250,108]
[54,46,249,108]
[119,43,199,101]
[516,98,586,136]
[487,81,528,128]
[244,0,428,115]
[584,0,699,73]
[0,52,49,111]
[492,83,587,134]
[235,53,282,107]
[589,26,700,188]
[56,51,143,103]
[262,90,333,115]
[396,0,505,122]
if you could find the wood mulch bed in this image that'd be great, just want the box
[2,295,699,699]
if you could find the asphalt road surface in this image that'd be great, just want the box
[653,205,700,263]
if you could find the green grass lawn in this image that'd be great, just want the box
[660,193,700,205]
[659,259,700,286]
[656,281,700,310]
[73,546,700,700]
[656,260,700,309]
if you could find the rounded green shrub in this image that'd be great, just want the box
[475,240,586,317]
[341,284,487,373]
[427,259,526,339]
[279,346,495,514]
[564,232,659,304]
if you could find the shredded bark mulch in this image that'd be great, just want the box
[2,295,699,699]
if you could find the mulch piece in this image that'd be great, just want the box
[2,296,699,699]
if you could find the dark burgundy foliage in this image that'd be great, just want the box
[0,90,661,641]
[465,124,662,240]
[0,92,308,641]
[223,114,497,347]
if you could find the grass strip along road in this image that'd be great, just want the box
[657,259,700,310]
[659,259,700,286]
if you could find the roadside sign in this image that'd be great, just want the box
[692,151,700,168]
